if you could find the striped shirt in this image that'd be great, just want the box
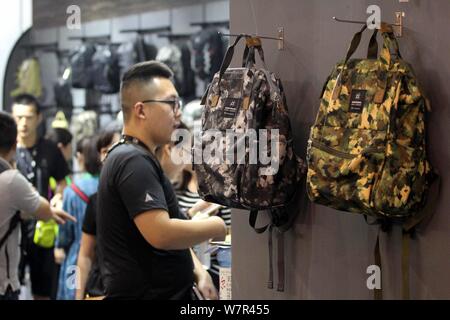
[175,189,231,277]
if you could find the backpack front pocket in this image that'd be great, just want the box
[306,127,386,214]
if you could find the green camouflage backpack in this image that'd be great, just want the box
[194,35,305,291]
[306,24,439,299]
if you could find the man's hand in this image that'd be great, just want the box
[51,208,76,225]
[188,200,222,219]
[54,248,66,265]
[50,193,63,210]
[196,270,218,300]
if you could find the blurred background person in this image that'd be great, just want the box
[55,136,100,300]
[76,129,121,300]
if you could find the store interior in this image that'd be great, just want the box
[0,0,448,301]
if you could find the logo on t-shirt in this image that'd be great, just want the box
[145,193,153,202]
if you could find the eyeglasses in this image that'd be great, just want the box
[141,97,182,113]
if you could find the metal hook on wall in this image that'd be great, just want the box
[332,12,405,37]
[219,27,284,50]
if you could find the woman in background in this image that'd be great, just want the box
[156,122,231,291]
[55,136,100,300]
[75,130,121,300]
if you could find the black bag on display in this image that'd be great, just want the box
[135,35,158,62]
[156,44,185,96]
[70,43,96,89]
[54,59,74,118]
[178,42,197,100]
[91,45,121,94]
[117,36,158,78]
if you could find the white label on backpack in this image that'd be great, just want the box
[222,98,241,118]
[349,89,367,113]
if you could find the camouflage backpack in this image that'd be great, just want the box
[194,35,305,291]
[306,24,439,299]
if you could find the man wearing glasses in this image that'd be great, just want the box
[97,61,226,300]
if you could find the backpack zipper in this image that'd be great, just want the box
[310,139,384,159]
[310,139,356,159]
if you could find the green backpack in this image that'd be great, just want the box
[306,24,439,299]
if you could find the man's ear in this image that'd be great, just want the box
[37,112,43,124]
[135,102,146,120]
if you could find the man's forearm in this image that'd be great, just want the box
[33,197,53,221]
[160,217,226,250]
[55,179,68,197]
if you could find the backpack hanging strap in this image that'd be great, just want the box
[70,183,90,204]
[267,225,274,289]
[402,229,411,300]
[367,28,379,59]
[277,230,285,292]
[249,210,269,234]
[373,227,383,300]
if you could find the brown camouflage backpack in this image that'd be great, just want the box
[194,35,305,291]
[306,24,439,299]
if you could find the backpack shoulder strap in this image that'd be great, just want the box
[0,211,21,251]
[0,158,22,250]
[0,157,11,174]
[71,183,90,204]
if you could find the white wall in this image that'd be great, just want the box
[0,0,32,110]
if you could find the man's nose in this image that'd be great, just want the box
[174,108,182,120]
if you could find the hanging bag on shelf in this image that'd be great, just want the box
[306,23,440,299]
[194,35,306,291]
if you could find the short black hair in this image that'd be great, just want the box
[121,60,173,86]
[0,111,18,154]
[96,130,119,153]
[76,136,101,176]
[13,93,41,114]
[121,61,174,121]
[46,128,73,147]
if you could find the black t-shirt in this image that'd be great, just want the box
[82,193,97,235]
[16,137,70,198]
[97,142,194,300]
[81,193,106,296]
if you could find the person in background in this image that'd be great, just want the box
[12,94,70,300]
[0,111,75,300]
[55,136,100,300]
[46,127,73,163]
[46,126,73,194]
[44,127,74,299]
[156,122,231,291]
[76,129,121,300]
